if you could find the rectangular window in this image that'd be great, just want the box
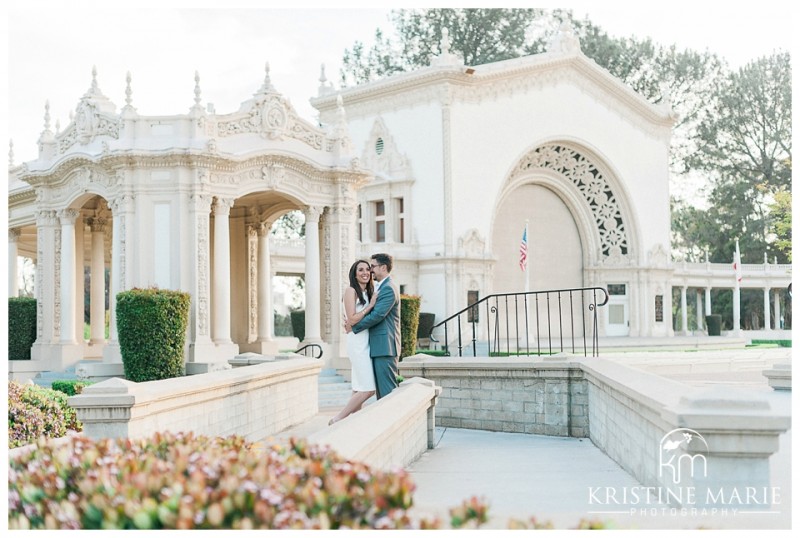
[357,204,362,242]
[396,197,405,243]
[608,284,626,296]
[374,201,385,242]
[467,290,479,323]
[655,295,664,322]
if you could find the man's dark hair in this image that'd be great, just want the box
[372,253,393,272]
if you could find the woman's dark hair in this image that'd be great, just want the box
[348,259,374,305]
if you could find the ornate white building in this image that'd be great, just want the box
[7,26,790,378]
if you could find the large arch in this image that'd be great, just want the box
[489,141,641,340]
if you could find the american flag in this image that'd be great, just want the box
[519,226,528,271]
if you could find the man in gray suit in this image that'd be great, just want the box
[347,253,401,399]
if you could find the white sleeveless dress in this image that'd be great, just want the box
[346,291,376,392]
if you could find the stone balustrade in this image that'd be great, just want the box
[68,358,321,441]
[308,377,442,470]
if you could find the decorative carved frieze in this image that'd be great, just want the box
[512,144,629,259]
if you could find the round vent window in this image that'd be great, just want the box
[375,137,384,155]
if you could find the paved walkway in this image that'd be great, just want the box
[272,347,792,530]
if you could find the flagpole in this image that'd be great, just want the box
[524,219,530,294]
[733,238,741,335]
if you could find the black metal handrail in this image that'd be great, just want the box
[429,287,609,357]
[294,343,323,359]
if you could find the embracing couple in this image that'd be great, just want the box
[328,253,401,425]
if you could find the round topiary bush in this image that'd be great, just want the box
[116,288,191,382]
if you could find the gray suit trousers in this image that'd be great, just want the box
[372,355,399,399]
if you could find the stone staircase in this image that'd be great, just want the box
[29,364,362,411]
[32,366,79,388]
[317,368,354,409]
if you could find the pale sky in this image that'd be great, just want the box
[4,1,795,166]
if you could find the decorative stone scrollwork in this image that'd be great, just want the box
[262,163,286,189]
[216,94,325,150]
[360,117,412,180]
[458,229,486,258]
[513,144,629,258]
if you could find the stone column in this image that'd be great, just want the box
[695,290,703,331]
[74,217,85,343]
[89,218,107,344]
[774,289,781,329]
[8,228,20,298]
[680,285,688,335]
[187,193,215,360]
[257,220,277,353]
[104,194,133,363]
[704,287,712,316]
[303,205,323,343]
[31,210,59,357]
[212,197,234,344]
[763,287,771,330]
[59,209,80,344]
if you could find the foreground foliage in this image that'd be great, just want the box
[8,432,448,530]
[8,381,82,448]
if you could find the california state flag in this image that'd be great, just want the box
[733,242,742,283]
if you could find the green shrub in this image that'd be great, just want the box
[7,381,82,448]
[290,310,305,341]
[116,288,190,382]
[50,380,94,396]
[8,297,37,360]
[400,295,420,360]
[8,432,447,530]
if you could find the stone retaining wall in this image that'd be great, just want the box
[308,378,441,470]
[68,358,321,441]
[400,354,790,508]
[399,356,588,437]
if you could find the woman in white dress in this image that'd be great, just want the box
[329,259,378,425]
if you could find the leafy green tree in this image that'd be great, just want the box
[673,52,791,262]
[770,188,792,261]
[341,8,544,87]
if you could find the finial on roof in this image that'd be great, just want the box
[547,21,581,54]
[440,28,451,56]
[125,71,133,107]
[43,100,51,131]
[55,119,61,133]
[9,139,14,167]
[92,65,98,91]
[256,61,276,95]
[430,27,463,67]
[194,71,202,106]
[318,63,335,96]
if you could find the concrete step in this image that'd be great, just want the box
[32,366,79,388]
[318,368,352,408]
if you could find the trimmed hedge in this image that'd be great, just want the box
[400,295,420,360]
[8,381,82,448]
[8,297,37,360]
[116,288,190,382]
[290,310,305,341]
[50,380,94,396]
